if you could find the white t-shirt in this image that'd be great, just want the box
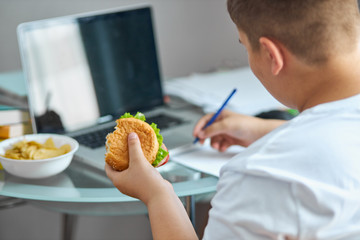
[203,94,360,240]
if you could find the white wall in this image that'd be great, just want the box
[0,0,249,80]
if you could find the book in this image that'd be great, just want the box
[0,122,32,138]
[0,105,30,125]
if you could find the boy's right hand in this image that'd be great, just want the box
[193,110,286,152]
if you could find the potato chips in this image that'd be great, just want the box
[3,138,71,160]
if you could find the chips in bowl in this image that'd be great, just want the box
[0,134,79,179]
[3,137,71,160]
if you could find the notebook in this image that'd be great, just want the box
[17,4,198,170]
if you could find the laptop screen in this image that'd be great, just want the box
[18,6,163,133]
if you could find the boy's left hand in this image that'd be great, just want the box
[105,132,172,205]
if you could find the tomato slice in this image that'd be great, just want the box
[157,154,169,167]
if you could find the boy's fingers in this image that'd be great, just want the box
[128,132,145,165]
[105,163,118,181]
[202,121,227,139]
[193,114,213,137]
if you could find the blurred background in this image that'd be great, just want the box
[0,0,249,80]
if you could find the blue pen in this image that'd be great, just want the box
[193,88,237,144]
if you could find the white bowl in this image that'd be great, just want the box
[0,134,79,179]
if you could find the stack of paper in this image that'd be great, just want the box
[164,67,284,115]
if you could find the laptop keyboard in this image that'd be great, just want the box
[146,114,184,129]
[74,126,115,149]
[74,114,185,149]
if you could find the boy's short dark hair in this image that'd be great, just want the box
[227,0,360,64]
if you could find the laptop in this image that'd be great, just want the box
[17,4,199,170]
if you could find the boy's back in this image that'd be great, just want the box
[204,94,360,239]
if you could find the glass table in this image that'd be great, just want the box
[0,70,219,239]
[0,159,218,239]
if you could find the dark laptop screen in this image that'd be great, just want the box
[18,6,163,133]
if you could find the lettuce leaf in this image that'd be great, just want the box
[153,147,169,167]
[120,112,169,167]
[120,112,146,121]
[149,123,169,167]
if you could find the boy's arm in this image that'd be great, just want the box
[105,133,198,240]
[146,187,198,240]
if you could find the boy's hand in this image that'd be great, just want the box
[105,132,172,205]
[193,110,286,152]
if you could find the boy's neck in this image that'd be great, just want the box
[295,48,360,112]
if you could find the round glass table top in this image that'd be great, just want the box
[0,161,218,203]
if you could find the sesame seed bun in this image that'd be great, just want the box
[105,118,159,171]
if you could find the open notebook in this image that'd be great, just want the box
[170,141,245,177]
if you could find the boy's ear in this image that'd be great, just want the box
[259,37,284,75]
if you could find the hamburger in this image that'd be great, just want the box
[105,112,169,171]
